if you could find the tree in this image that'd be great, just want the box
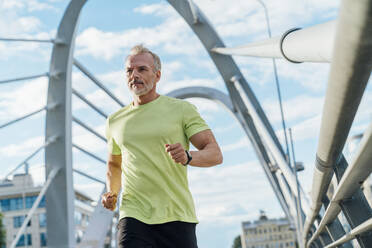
[232,235,242,248]
[0,213,5,247]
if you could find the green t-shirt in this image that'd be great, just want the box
[105,95,210,224]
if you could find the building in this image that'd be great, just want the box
[241,211,297,248]
[0,173,95,247]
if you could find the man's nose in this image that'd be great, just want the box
[132,69,140,79]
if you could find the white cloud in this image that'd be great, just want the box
[186,98,220,113]
[220,137,251,153]
[29,163,46,186]
[263,94,324,124]
[1,0,56,12]
[0,77,48,121]
[0,136,44,157]
[189,161,284,223]
[214,122,240,134]
[75,9,203,61]
[134,2,175,17]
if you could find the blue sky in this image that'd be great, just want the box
[1,0,372,247]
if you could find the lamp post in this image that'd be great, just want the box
[255,1,303,247]
[255,0,290,162]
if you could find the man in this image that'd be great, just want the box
[102,44,223,248]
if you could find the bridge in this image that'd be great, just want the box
[0,0,371,247]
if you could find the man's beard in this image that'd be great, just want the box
[130,79,154,96]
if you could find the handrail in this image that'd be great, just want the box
[324,218,372,248]
[306,121,372,246]
[303,0,372,242]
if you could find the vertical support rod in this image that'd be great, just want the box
[289,128,304,248]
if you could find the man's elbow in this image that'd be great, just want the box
[214,148,223,165]
[216,152,223,165]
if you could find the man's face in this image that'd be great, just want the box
[125,53,160,96]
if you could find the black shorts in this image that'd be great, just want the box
[117,217,198,248]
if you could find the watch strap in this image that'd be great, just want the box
[184,150,192,165]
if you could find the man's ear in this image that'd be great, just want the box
[155,70,161,83]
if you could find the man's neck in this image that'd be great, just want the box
[132,92,160,106]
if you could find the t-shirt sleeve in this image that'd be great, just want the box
[183,101,210,140]
[105,118,122,155]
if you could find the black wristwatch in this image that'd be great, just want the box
[183,150,192,166]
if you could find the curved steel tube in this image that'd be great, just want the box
[45,0,87,246]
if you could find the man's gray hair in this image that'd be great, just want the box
[126,44,161,72]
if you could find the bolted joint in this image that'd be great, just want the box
[48,71,63,79]
[46,102,60,111]
[52,37,67,46]
[230,75,241,84]
[46,135,59,145]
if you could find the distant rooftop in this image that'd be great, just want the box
[242,210,289,229]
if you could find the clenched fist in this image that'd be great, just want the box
[101,192,118,211]
[165,143,187,165]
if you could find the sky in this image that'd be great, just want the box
[0,0,372,247]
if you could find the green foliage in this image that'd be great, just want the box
[232,235,242,248]
[0,213,5,246]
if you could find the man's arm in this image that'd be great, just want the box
[188,129,223,167]
[102,153,122,211]
[166,129,223,167]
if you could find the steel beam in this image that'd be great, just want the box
[45,0,87,246]
[73,169,105,185]
[73,59,125,107]
[73,144,106,164]
[166,86,235,112]
[3,136,58,180]
[10,168,60,248]
[212,21,335,63]
[167,0,304,225]
[72,88,108,118]
[72,116,106,142]
[0,38,54,43]
[233,78,300,199]
[0,106,46,129]
[303,0,372,243]
[0,73,49,84]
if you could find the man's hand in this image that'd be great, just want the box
[101,192,118,211]
[165,143,187,165]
